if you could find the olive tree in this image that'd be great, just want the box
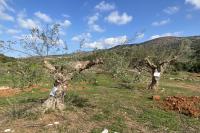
[132,39,191,90]
[0,24,103,111]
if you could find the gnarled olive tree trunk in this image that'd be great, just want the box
[145,57,177,90]
[42,59,103,111]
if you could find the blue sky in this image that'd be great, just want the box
[0,0,200,57]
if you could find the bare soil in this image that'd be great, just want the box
[0,87,20,97]
[161,96,200,117]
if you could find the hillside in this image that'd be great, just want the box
[111,36,200,49]
[99,36,200,72]
[0,54,15,63]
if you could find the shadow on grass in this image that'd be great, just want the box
[113,83,135,90]
[65,93,91,108]
[6,104,41,120]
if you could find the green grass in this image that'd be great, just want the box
[0,71,200,132]
[72,72,200,132]
[0,87,49,106]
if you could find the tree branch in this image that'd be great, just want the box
[43,60,56,73]
[144,57,156,69]
[159,55,178,67]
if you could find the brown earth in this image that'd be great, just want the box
[152,95,161,101]
[0,86,50,97]
[0,87,20,97]
[161,96,200,117]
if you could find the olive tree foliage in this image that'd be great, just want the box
[0,24,67,89]
[20,24,68,56]
[7,61,45,89]
[0,24,67,57]
[76,31,146,83]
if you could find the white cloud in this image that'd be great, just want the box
[90,24,104,32]
[83,35,127,49]
[0,0,15,12]
[150,32,182,39]
[60,19,71,28]
[58,39,65,46]
[17,11,39,29]
[185,0,200,9]
[88,13,104,32]
[72,32,91,42]
[62,14,70,18]
[18,18,39,29]
[0,0,14,21]
[163,6,179,14]
[136,32,145,39]
[152,18,170,26]
[0,12,14,21]
[95,1,115,11]
[34,11,52,23]
[88,13,99,25]
[6,29,21,34]
[59,30,66,36]
[105,11,133,25]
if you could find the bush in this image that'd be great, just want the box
[7,60,48,88]
[173,62,200,73]
[65,93,90,108]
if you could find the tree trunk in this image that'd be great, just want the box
[42,84,66,111]
[41,58,103,112]
[148,74,159,90]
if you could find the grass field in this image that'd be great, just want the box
[0,71,200,133]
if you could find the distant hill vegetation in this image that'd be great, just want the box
[82,36,200,73]
[0,54,15,63]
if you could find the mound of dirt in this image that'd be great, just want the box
[162,96,200,117]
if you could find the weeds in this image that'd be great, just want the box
[65,92,90,108]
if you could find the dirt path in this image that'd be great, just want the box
[176,82,200,92]
[163,81,200,93]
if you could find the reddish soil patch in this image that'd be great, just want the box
[162,96,200,117]
[39,88,49,92]
[0,87,20,97]
[0,85,49,97]
[152,95,161,101]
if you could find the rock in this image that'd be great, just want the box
[152,95,161,101]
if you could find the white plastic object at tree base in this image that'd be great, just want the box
[49,86,58,97]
